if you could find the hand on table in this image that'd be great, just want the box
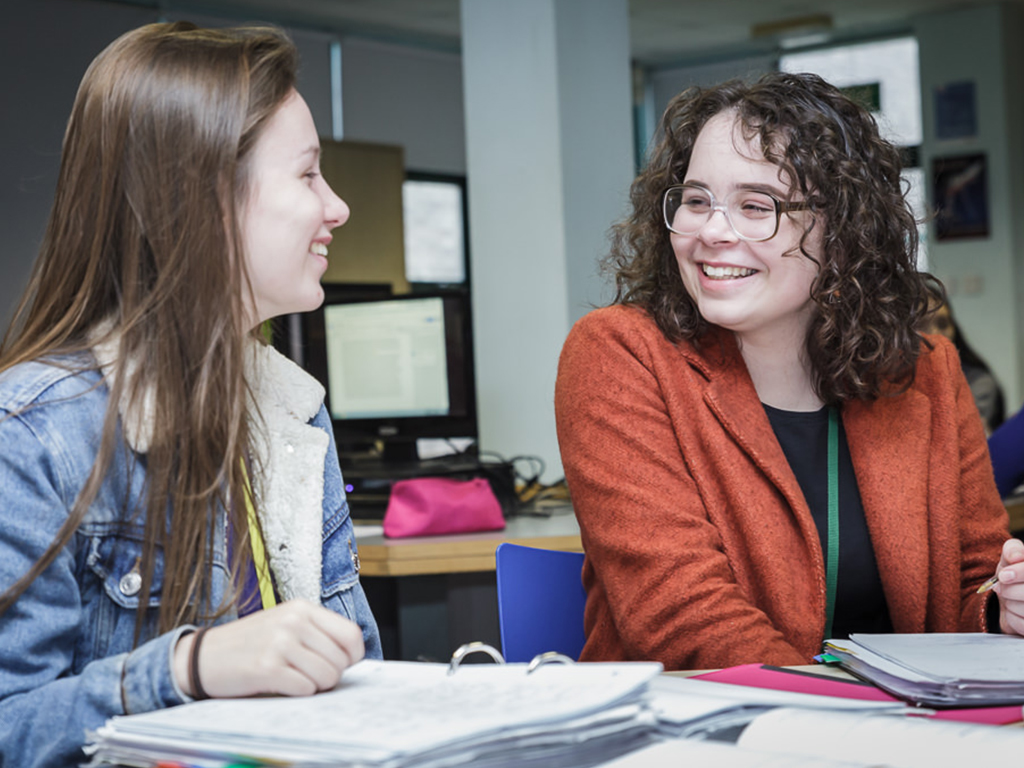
[173,599,365,698]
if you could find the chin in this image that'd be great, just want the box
[693,299,743,327]
[294,284,326,314]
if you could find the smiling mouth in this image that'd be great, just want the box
[310,243,328,257]
[701,264,756,280]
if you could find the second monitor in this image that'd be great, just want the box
[302,289,478,465]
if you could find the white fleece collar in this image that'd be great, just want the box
[92,332,328,603]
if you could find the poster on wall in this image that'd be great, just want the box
[932,153,989,240]
[934,80,977,141]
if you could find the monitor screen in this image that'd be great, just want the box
[324,297,450,420]
[403,177,466,285]
[301,289,477,463]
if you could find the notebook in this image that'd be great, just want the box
[696,662,1024,724]
[823,632,1024,707]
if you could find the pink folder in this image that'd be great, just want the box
[692,664,1023,725]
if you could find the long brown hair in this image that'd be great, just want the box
[607,72,943,404]
[0,22,297,635]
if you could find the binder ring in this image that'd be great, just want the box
[448,642,505,675]
[526,652,575,674]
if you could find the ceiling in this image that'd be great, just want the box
[167,0,999,65]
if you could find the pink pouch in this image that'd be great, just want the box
[382,476,506,538]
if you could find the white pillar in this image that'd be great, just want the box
[461,0,633,480]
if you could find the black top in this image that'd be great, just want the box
[763,404,893,638]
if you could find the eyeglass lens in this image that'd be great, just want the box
[664,185,780,242]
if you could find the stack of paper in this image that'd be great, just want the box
[647,674,905,739]
[823,633,1024,707]
[86,659,663,768]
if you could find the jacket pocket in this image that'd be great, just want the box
[78,529,163,665]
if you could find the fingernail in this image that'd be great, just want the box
[1001,569,1016,582]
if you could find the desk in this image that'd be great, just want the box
[355,512,581,662]
[355,512,582,576]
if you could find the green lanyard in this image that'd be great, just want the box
[241,460,277,611]
[824,406,840,638]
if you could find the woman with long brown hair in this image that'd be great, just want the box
[0,22,379,767]
[556,72,1023,670]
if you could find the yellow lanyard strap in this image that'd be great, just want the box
[241,461,277,610]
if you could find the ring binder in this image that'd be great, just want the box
[447,642,578,675]
[447,641,505,674]
[88,657,663,768]
[526,651,575,674]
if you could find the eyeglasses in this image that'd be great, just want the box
[663,183,810,243]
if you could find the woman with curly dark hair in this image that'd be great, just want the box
[555,72,1022,670]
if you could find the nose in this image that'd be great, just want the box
[698,204,738,243]
[321,179,350,230]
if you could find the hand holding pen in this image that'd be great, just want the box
[978,538,1024,636]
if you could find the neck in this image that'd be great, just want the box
[736,330,823,412]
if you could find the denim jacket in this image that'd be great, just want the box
[0,347,381,768]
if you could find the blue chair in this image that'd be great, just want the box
[495,542,587,663]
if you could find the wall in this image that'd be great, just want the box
[915,3,1024,409]
[340,38,466,175]
[0,0,153,330]
[461,0,634,481]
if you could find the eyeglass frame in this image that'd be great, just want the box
[662,183,811,243]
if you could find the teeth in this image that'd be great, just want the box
[311,243,328,257]
[702,264,755,279]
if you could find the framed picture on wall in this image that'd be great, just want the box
[934,81,978,141]
[932,153,989,240]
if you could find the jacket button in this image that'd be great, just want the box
[119,570,142,597]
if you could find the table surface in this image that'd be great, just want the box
[353,510,582,577]
[353,496,1023,579]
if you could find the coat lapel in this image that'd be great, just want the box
[686,333,822,551]
[247,344,329,604]
[843,392,931,631]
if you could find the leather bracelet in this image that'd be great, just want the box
[189,626,210,700]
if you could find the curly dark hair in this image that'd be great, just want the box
[606,71,943,404]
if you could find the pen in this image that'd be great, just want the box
[977,574,999,594]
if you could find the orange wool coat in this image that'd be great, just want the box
[555,305,1009,670]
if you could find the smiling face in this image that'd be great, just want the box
[240,89,349,328]
[672,110,821,348]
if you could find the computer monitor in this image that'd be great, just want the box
[301,288,478,463]
[402,172,468,286]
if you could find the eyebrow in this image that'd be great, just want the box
[686,179,790,198]
[298,145,320,162]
